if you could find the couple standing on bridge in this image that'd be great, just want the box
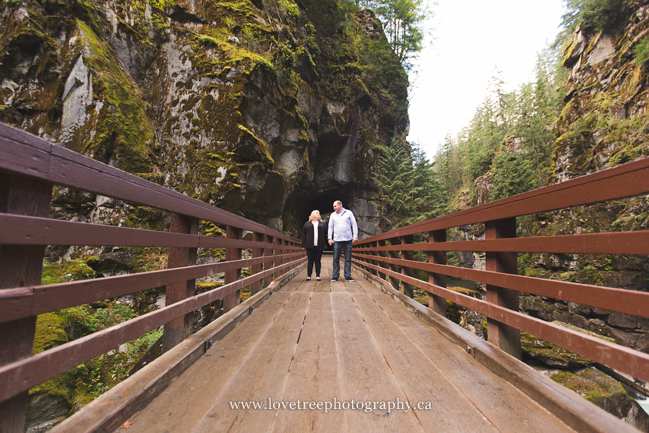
[301,200,359,282]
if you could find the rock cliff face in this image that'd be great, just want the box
[555,2,649,180]
[532,0,649,352]
[0,0,408,236]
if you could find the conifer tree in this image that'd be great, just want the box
[432,44,566,203]
[355,0,431,69]
[372,140,446,230]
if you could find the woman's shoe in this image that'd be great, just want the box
[316,277,321,281]
[306,277,311,281]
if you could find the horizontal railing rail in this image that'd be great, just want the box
[0,123,305,430]
[353,156,649,385]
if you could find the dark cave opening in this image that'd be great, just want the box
[298,187,357,225]
[290,185,358,250]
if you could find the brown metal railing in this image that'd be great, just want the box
[0,123,305,429]
[353,156,649,384]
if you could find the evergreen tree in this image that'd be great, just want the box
[488,70,514,137]
[356,0,431,69]
[372,140,446,230]
[559,0,634,36]
[491,150,537,200]
[432,45,566,204]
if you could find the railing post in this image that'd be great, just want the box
[251,232,264,295]
[281,239,288,274]
[428,229,447,316]
[264,234,273,286]
[485,218,520,359]
[161,213,198,352]
[388,237,401,291]
[274,237,282,279]
[401,235,414,298]
[370,241,378,276]
[0,174,52,433]
[361,243,370,272]
[224,226,242,312]
[377,239,388,280]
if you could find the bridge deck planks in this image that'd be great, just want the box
[364,283,575,433]
[118,263,577,433]
[330,290,423,432]
[191,292,311,432]
[271,292,345,432]
[350,291,499,433]
[119,292,293,432]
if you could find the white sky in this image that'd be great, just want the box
[407,0,567,158]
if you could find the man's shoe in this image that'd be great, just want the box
[331,278,338,282]
[346,278,355,282]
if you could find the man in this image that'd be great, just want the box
[328,200,358,282]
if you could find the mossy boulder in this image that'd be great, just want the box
[26,375,71,432]
[33,313,69,354]
[41,258,97,285]
[551,369,649,431]
[521,330,594,369]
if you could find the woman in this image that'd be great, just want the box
[301,210,327,281]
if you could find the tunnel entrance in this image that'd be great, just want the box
[288,186,359,252]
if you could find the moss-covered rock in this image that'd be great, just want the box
[521,330,594,369]
[1,0,408,239]
[33,313,68,354]
[42,258,97,285]
[551,369,649,431]
[555,4,649,181]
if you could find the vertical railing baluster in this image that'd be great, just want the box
[224,226,242,312]
[428,229,447,317]
[162,213,199,352]
[485,218,520,359]
[401,235,414,298]
[363,243,371,272]
[251,232,263,296]
[265,234,274,285]
[388,237,401,291]
[370,241,379,275]
[0,174,52,433]
[281,239,287,274]
[377,239,388,280]
[274,237,282,279]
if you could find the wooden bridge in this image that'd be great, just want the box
[0,123,648,432]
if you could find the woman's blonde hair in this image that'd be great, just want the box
[308,210,321,222]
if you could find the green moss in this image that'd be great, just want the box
[361,128,383,151]
[42,259,97,285]
[521,331,594,367]
[447,286,482,298]
[70,21,157,174]
[129,247,168,273]
[33,313,68,354]
[238,124,275,164]
[29,298,162,411]
[198,35,221,48]
[199,221,226,259]
[28,373,71,416]
[551,369,628,415]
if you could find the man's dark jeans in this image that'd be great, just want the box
[332,240,353,280]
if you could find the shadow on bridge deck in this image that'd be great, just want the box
[95,261,586,433]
